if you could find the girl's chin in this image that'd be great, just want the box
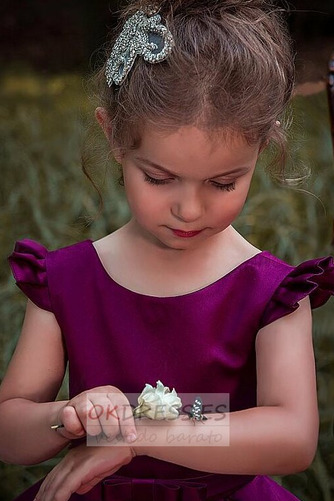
[154,232,212,252]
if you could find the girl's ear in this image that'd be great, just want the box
[95,107,112,141]
[95,107,123,163]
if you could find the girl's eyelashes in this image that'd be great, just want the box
[143,173,236,192]
[210,181,236,192]
[144,173,172,185]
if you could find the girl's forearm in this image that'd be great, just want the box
[0,398,71,465]
[132,406,318,476]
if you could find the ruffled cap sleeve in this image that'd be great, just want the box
[260,256,334,328]
[8,239,52,312]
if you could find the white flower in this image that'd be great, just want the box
[133,380,182,420]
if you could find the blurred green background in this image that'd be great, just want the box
[1,1,334,500]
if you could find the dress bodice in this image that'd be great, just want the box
[8,238,334,500]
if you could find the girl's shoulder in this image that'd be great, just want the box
[7,237,93,312]
[229,229,334,327]
[8,237,92,275]
[258,250,334,328]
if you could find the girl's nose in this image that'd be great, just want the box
[171,185,203,223]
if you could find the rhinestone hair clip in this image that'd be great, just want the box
[105,9,174,87]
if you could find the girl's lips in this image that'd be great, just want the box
[170,228,203,238]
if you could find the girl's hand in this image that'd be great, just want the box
[55,386,137,443]
[34,442,136,501]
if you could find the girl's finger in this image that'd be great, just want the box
[76,466,121,494]
[111,394,137,443]
[59,405,86,437]
[37,460,85,501]
[36,464,68,501]
[87,395,119,437]
[37,453,118,501]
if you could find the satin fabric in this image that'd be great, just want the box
[13,473,298,501]
[8,239,334,500]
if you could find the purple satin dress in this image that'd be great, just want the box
[8,238,334,501]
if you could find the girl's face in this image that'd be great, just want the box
[117,125,260,251]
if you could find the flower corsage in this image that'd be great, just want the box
[133,380,182,420]
[133,380,207,424]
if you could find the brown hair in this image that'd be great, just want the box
[85,0,295,206]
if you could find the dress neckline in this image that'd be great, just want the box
[87,239,267,299]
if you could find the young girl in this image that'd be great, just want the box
[1,0,334,500]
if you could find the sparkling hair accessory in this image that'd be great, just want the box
[105,9,174,87]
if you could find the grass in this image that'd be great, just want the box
[0,69,333,500]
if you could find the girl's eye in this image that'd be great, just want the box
[210,181,236,192]
[144,173,235,191]
[144,174,172,185]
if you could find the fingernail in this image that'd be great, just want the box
[126,433,137,443]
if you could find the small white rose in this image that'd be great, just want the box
[133,380,182,420]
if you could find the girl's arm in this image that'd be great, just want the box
[132,296,319,475]
[0,299,138,465]
[0,299,72,464]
